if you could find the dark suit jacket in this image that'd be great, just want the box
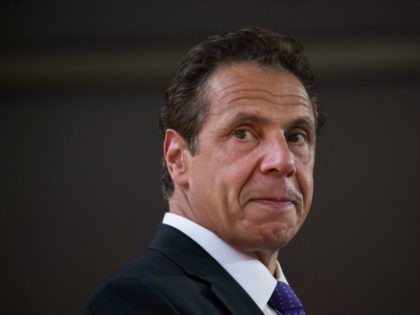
[82,224,265,315]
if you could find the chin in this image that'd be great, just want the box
[260,223,298,249]
[235,226,297,253]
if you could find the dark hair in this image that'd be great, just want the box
[158,27,325,199]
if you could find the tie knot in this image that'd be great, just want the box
[268,281,305,315]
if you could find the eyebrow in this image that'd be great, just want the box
[286,116,316,130]
[227,112,315,130]
[228,112,271,125]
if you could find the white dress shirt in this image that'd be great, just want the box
[163,212,288,315]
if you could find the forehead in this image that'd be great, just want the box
[204,62,313,119]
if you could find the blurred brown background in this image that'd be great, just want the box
[1,1,419,314]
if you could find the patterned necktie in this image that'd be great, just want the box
[268,281,306,315]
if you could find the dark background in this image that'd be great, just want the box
[1,1,419,314]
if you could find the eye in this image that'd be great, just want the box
[287,132,307,144]
[233,128,254,140]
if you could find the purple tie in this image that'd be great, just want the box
[268,281,306,315]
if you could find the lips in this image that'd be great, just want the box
[241,182,303,209]
[250,197,296,207]
[253,197,295,203]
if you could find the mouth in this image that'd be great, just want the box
[249,197,296,209]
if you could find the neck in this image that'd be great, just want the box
[169,189,280,276]
[250,250,279,276]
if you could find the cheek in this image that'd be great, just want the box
[297,163,314,208]
[211,156,260,223]
[213,146,258,187]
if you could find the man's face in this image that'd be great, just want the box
[185,62,316,253]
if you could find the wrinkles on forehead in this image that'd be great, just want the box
[214,90,311,113]
[205,63,312,117]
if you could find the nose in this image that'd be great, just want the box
[259,134,296,177]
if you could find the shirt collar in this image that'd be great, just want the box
[163,212,288,311]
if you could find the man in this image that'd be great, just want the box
[83,27,324,315]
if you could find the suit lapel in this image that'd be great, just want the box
[149,224,264,315]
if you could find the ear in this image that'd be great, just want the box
[163,129,190,187]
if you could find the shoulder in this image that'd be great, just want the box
[82,274,181,315]
[82,248,182,314]
[82,246,232,315]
